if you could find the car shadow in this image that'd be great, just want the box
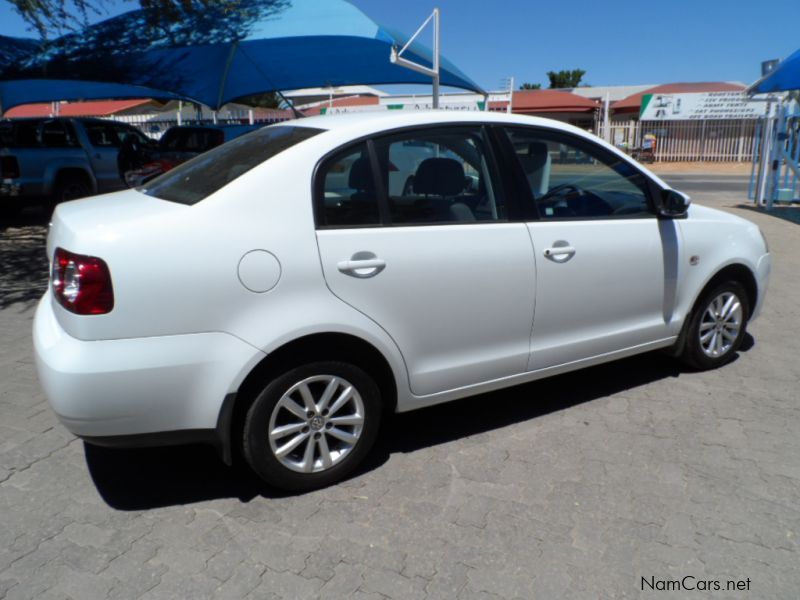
[85,343,762,511]
[736,202,800,226]
[0,207,51,309]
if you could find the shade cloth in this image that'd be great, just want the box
[0,0,484,110]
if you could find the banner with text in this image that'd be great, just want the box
[639,92,767,121]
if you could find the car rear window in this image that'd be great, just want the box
[141,125,324,205]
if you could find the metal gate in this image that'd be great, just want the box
[596,119,759,162]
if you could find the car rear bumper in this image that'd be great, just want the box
[33,292,264,449]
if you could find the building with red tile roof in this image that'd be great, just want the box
[301,95,380,116]
[490,89,599,114]
[5,99,154,118]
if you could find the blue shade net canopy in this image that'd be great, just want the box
[0,0,484,111]
[748,48,800,94]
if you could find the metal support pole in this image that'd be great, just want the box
[177,100,183,127]
[767,98,786,208]
[757,100,773,206]
[748,122,760,200]
[602,91,610,143]
[390,8,444,109]
[432,8,440,109]
[507,76,514,114]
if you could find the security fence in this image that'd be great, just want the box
[596,119,759,162]
[100,110,293,139]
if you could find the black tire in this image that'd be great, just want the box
[52,175,91,204]
[680,281,749,370]
[243,361,382,492]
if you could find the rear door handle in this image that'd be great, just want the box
[337,257,386,278]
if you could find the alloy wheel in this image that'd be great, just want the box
[698,291,743,358]
[267,375,365,473]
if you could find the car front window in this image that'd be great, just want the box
[141,125,323,205]
[505,127,653,219]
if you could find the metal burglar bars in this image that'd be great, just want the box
[596,119,759,162]
[97,111,292,139]
[749,98,800,206]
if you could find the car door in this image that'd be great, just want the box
[79,121,126,193]
[315,127,536,397]
[500,126,679,371]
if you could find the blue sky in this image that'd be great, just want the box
[1,0,798,90]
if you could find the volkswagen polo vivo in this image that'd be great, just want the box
[33,112,770,491]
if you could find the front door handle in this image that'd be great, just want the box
[543,242,576,262]
[543,246,576,257]
[337,255,386,278]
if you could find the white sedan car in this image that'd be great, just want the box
[33,112,770,491]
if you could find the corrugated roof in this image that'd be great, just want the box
[6,99,152,118]
[612,82,746,112]
[302,95,380,115]
[489,89,598,113]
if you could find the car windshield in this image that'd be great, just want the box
[141,125,324,205]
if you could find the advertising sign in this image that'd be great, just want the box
[639,92,766,121]
[320,101,486,115]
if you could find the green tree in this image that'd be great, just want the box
[546,69,586,89]
[518,82,541,90]
[6,0,237,38]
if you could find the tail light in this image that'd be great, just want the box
[52,248,114,315]
[1,156,19,179]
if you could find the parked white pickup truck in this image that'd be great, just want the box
[0,117,153,215]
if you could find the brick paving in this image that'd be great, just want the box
[0,181,798,599]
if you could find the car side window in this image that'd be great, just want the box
[373,128,504,224]
[84,123,120,148]
[113,124,147,146]
[318,142,380,227]
[505,127,652,219]
[41,120,78,148]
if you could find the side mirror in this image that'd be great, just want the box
[657,189,691,218]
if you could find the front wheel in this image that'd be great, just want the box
[243,361,382,491]
[680,281,749,370]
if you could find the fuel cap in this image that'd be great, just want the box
[237,250,281,293]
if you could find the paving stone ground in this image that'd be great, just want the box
[1,179,798,599]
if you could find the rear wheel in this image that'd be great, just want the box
[0,201,22,219]
[243,361,382,491]
[680,281,749,370]
[52,175,91,204]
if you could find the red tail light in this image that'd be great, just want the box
[1,156,19,179]
[52,248,114,315]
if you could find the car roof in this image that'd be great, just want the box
[287,110,589,138]
[274,110,670,191]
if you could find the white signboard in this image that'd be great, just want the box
[639,91,766,121]
[320,101,486,115]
